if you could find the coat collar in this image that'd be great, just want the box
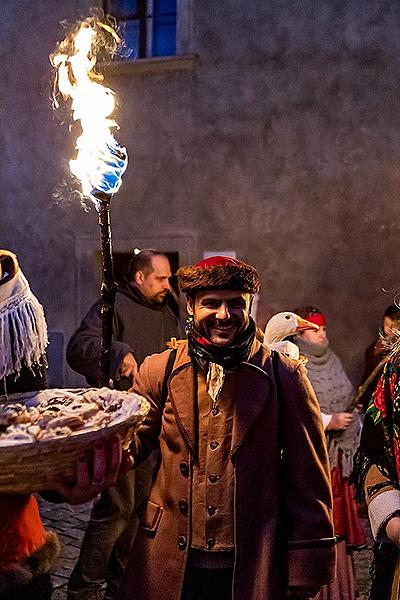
[168,341,273,455]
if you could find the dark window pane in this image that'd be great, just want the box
[106,0,137,18]
[153,0,176,16]
[121,19,140,58]
[152,14,176,56]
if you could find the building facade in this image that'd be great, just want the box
[2,0,400,385]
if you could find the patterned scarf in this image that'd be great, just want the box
[0,254,48,380]
[187,316,256,370]
[187,317,256,402]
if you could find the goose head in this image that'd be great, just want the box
[263,311,319,345]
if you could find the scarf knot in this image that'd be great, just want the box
[187,318,256,403]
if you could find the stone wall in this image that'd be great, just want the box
[2,0,400,385]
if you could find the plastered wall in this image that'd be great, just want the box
[2,1,400,385]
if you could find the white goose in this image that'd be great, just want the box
[263,311,319,360]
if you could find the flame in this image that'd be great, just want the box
[51,19,127,208]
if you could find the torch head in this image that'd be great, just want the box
[90,140,128,204]
[50,18,128,209]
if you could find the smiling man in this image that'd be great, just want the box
[188,289,251,346]
[119,255,336,600]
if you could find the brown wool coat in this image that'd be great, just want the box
[120,341,336,600]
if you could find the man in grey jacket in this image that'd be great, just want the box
[67,249,181,600]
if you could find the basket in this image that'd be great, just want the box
[0,388,150,494]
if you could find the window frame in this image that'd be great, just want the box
[103,0,177,59]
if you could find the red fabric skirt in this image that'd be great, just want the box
[314,539,357,600]
[331,464,366,548]
[315,453,366,600]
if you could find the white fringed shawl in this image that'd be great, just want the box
[0,261,48,379]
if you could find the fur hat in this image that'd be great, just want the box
[177,255,260,295]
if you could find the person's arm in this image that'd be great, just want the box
[364,464,400,544]
[320,412,332,430]
[385,516,400,547]
[66,299,134,384]
[278,360,336,595]
[325,412,353,431]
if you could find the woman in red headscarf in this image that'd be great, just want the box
[294,306,366,600]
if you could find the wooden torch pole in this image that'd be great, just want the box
[96,192,117,387]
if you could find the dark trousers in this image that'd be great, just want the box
[68,457,154,600]
[181,566,234,600]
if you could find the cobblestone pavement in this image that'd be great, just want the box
[39,498,373,600]
[353,516,373,600]
[38,496,93,600]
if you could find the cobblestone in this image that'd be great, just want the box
[353,517,373,600]
[38,497,93,599]
[38,498,373,600]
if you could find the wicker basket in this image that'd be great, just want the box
[0,388,150,494]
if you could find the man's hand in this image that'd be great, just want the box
[385,515,400,547]
[120,352,138,381]
[52,436,132,505]
[326,412,353,431]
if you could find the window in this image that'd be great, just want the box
[104,0,177,59]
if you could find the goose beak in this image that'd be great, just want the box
[296,316,319,332]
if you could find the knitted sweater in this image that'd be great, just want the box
[296,338,360,477]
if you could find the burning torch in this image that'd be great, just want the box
[51,18,128,387]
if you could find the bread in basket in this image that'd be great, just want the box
[0,387,150,494]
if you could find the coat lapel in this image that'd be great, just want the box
[167,342,274,455]
[230,359,273,457]
[168,349,196,452]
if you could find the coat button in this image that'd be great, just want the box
[179,461,189,476]
[178,499,188,512]
[208,505,217,516]
[178,535,187,549]
[212,406,220,416]
[207,538,216,548]
[210,441,219,450]
[208,473,219,483]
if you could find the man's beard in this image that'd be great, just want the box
[187,317,256,370]
[151,291,168,304]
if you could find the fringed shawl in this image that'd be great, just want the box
[0,251,48,380]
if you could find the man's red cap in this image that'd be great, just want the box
[177,255,260,294]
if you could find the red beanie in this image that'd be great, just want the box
[177,255,260,294]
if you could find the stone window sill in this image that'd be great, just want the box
[103,54,198,76]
